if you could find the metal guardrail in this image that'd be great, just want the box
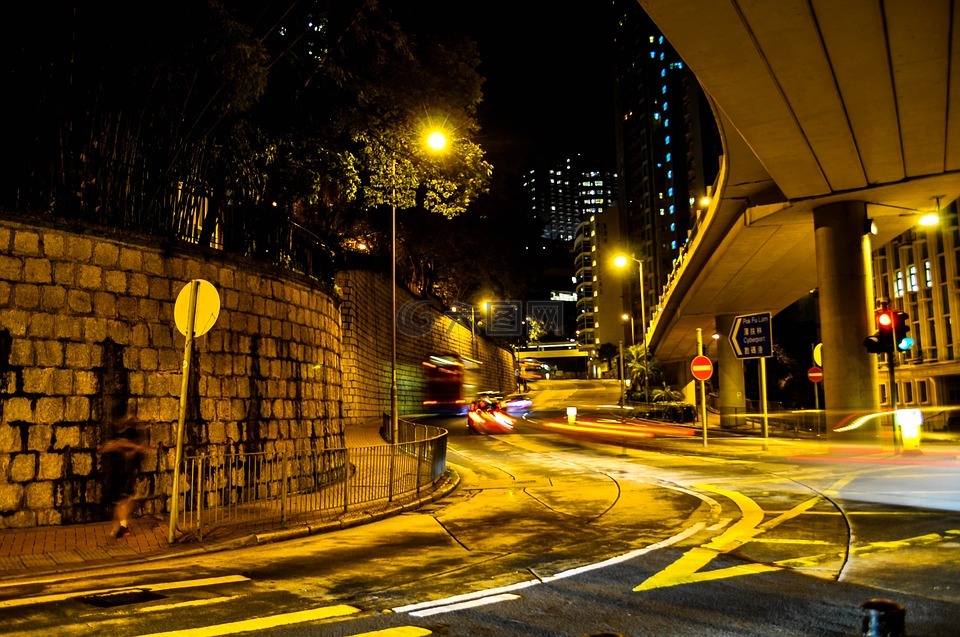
[175,422,447,541]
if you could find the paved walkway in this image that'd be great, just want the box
[0,423,432,579]
[1,418,957,581]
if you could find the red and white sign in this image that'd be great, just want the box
[691,355,713,381]
[808,366,823,383]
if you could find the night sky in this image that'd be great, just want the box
[393,1,616,176]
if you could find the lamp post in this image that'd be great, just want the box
[390,130,448,443]
[615,255,650,403]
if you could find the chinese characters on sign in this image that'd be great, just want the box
[729,312,773,359]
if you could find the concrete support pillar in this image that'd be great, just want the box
[813,201,880,435]
[716,314,746,428]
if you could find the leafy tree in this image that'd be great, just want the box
[1,0,492,275]
[651,382,684,403]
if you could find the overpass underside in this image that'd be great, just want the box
[638,0,960,432]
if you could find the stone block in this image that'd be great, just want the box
[78,264,103,289]
[52,369,74,395]
[0,483,23,512]
[10,453,36,481]
[70,452,93,477]
[35,340,64,367]
[54,424,81,448]
[28,424,53,451]
[119,247,143,271]
[35,398,65,424]
[25,481,54,509]
[67,289,93,314]
[93,292,117,317]
[23,367,53,394]
[24,258,52,284]
[27,312,56,339]
[39,454,64,480]
[13,230,40,256]
[40,284,66,311]
[13,284,40,309]
[42,233,65,258]
[92,242,120,267]
[74,370,98,395]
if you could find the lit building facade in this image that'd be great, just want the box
[870,200,960,427]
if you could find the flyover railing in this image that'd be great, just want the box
[173,420,448,542]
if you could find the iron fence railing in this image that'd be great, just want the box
[174,422,448,541]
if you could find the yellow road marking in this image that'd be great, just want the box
[0,575,250,609]
[135,604,361,636]
[348,627,432,636]
[635,485,769,591]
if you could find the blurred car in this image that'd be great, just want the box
[501,393,532,414]
[466,395,517,435]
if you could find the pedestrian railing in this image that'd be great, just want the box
[174,421,448,542]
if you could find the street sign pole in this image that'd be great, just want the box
[697,329,707,447]
[760,355,769,451]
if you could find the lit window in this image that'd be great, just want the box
[895,271,904,297]
[924,260,932,287]
[908,265,918,292]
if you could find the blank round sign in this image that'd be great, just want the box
[174,279,220,337]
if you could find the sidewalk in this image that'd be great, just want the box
[0,423,457,580]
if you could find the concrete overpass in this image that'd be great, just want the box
[636,0,960,428]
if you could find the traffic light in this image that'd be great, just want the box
[893,310,913,352]
[863,309,894,353]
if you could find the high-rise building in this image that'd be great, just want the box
[612,0,720,345]
[524,154,616,242]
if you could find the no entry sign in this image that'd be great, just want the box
[691,355,713,381]
[808,366,823,383]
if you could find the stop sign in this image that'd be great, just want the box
[808,366,823,383]
[691,355,713,381]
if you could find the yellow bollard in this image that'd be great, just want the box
[895,408,923,452]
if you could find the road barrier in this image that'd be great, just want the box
[174,421,447,541]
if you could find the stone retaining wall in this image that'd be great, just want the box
[0,217,343,528]
[0,216,516,529]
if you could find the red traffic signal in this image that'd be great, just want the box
[863,309,894,353]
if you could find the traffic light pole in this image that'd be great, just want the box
[889,321,900,455]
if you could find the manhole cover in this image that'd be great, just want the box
[77,589,167,608]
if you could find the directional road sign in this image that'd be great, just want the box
[691,355,713,381]
[729,312,773,359]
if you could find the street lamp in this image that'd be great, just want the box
[614,254,650,403]
[390,129,448,443]
[621,313,635,348]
